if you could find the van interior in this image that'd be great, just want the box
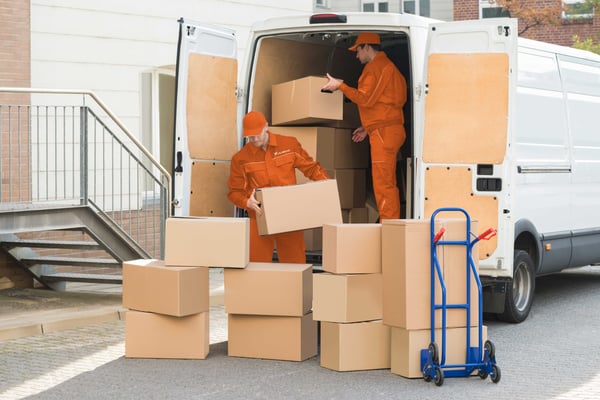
[247,31,414,219]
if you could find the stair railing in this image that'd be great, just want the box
[0,87,171,258]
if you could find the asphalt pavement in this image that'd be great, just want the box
[1,266,600,399]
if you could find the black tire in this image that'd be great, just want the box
[429,342,439,364]
[484,340,496,360]
[434,367,444,386]
[490,364,501,383]
[498,250,535,323]
[478,370,489,380]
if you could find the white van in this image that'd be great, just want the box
[172,13,600,323]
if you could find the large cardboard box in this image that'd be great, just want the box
[304,227,323,251]
[224,262,312,316]
[164,216,249,268]
[228,313,317,361]
[125,310,209,359]
[381,219,479,330]
[390,325,488,378]
[322,223,382,274]
[328,169,367,209]
[123,259,209,317]
[272,76,343,125]
[271,126,369,173]
[313,272,382,323]
[320,320,391,371]
[255,180,342,235]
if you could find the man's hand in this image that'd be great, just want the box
[352,126,368,142]
[246,189,262,216]
[321,73,342,92]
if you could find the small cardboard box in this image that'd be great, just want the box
[381,219,479,330]
[272,76,343,125]
[322,223,382,274]
[125,310,209,359]
[228,313,317,361]
[313,272,382,323]
[164,216,249,268]
[390,325,488,378]
[320,320,391,371]
[224,262,312,317]
[255,180,342,235]
[122,259,209,317]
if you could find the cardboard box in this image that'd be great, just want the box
[125,310,209,359]
[381,219,479,330]
[255,180,342,235]
[224,262,312,316]
[304,227,322,251]
[313,272,382,323]
[347,208,368,223]
[272,76,343,125]
[320,320,391,371]
[164,216,249,268]
[322,223,382,274]
[328,169,367,209]
[272,126,370,172]
[390,325,487,378]
[228,313,317,361]
[123,259,209,317]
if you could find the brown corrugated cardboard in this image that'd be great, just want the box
[390,325,488,378]
[304,227,323,251]
[164,216,249,268]
[313,272,382,323]
[125,310,209,359]
[348,208,368,223]
[328,169,367,209]
[322,223,382,274]
[381,219,479,330]
[255,180,342,235]
[224,262,312,316]
[122,259,209,317]
[272,76,343,125]
[227,313,317,361]
[320,320,390,371]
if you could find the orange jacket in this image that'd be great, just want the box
[227,132,329,212]
[339,51,407,132]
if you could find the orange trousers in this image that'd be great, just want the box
[249,217,306,263]
[369,124,406,220]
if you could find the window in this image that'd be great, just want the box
[315,0,329,8]
[563,0,594,20]
[362,1,389,12]
[480,0,509,19]
[402,0,430,17]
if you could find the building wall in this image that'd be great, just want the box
[454,0,600,47]
[0,0,31,99]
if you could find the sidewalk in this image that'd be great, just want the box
[0,268,225,341]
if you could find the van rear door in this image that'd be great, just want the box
[173,18,238,217]
[420,18,517,276]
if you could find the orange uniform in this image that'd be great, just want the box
[340,50,407,220]
[228,131,329,263]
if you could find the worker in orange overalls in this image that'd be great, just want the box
[322,32,407,220]
[227,111,329,263]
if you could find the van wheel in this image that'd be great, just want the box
[498,250,535,323]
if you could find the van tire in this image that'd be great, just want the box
[498,250,535,323]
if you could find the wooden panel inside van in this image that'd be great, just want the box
[424,166,498,258]
[423,53,508,164]
[190,160,233,217]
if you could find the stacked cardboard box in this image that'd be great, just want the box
[224,262,317,361]
[381,218,484,378]
[313,223,390,371]
[123,216,251,359]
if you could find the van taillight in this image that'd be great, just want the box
[310,14,347,24]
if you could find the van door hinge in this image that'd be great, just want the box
[235,87,244,102]
[415,83,423,101]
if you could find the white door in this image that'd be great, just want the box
[419,18,517,277]
[173,18,239,217]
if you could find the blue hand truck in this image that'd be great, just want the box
[420,207,501,386]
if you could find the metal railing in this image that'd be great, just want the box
[0,87,171,258]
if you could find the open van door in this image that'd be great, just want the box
[173,18,238,217]
[420,18,517,277]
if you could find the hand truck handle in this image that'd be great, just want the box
[478,228,497,241]
[433,227,446,243]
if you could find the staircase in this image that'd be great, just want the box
[0,88,171,290]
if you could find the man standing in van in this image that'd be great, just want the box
[227,110,330,263]
[322,32,407,220]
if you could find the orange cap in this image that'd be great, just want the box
[348,32,381,51]
[242,111,267,137]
